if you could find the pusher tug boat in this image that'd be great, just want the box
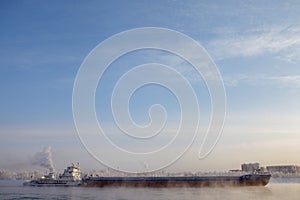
[23,163,81,186]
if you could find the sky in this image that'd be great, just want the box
[0,0,300,173]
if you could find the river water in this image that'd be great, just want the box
[0,179,300,200]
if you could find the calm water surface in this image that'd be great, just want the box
[0,179,300,200]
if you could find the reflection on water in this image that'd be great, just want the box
[0,180,300,200]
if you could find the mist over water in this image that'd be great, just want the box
[0,180,300,200]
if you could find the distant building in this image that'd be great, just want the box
[229,169,242,173]
[241,163,260,173]
[266,165,300,174]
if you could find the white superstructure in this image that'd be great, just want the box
[23,163,82,186]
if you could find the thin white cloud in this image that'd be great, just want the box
[268,75,300,88]
[276,47,300,63]
[120,49,218,84]
[1,50,81,71]
[224,73,300,88]
[223,74,255,87]
[207,26,300,61]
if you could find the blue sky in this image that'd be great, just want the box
[0,0,300,172]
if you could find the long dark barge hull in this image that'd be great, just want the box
[82,174,271,187]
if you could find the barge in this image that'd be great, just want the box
[82,173,271,187]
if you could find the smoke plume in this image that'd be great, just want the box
[32,146,55,172]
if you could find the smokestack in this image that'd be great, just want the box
[32,146,55,172]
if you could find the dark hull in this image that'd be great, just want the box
[82,174,271,187]
[23,180,81,186]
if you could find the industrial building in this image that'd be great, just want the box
[241,163,260,173]
[266,165,300,174]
